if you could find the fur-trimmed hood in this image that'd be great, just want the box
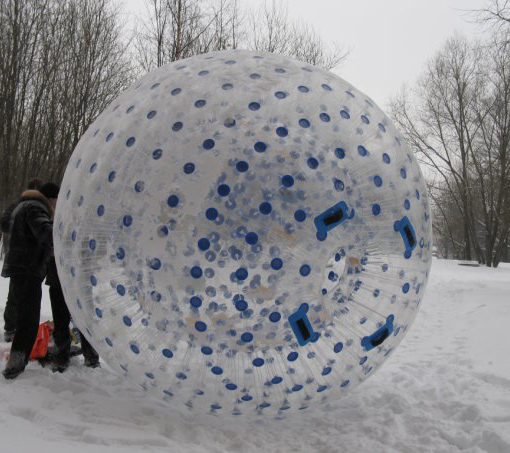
[20,190,55,218]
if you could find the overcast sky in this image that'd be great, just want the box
[123,0,489,107]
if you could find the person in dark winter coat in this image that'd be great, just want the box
[1,177,43,342]
[2,182,57,379]
[46,256,100,372]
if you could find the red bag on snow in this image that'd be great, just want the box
[29,321,54,360]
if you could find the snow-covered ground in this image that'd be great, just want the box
[0,259,509,453]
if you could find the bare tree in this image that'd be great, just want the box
[134,0,241,71]
[247,0,347,70]
[390,32,510,266]
[390,34,486,262]
[135,0,347,72]
[472,33,510,266]
[475,0,510,28]
[0,0,133,219]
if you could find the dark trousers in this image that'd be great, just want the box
[3,278,17,332]
[10,275,42,360]
[49,285,99,363]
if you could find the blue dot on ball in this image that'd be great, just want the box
[254,141,267,152]
[269,312,281,322]
[334,148,345,159]
[205,207,218,220]
[167,195,179,207]
[320,112,331,122]
[123,315,132,326]
[287,351,298,361]
[245,232,258,244]
[235,267,248,281]
[211,366,223,375]
[218,184,230,196]
[190,296,202,308]
[276,127,288,137]
[201,346,212,355]
[334,342,343,353]
[259,202,272,215]
[374,175,383,187]
[203,138,215,149]
[152,149,162,160]
[149,258,161,270]
[235,299,248,311]
[382,153,391,164]
[282,175,294,187]
[299,118,310,128]
[236,161,249,172]
[252,358,264,367]
[195,321,207,332]
[198,238,210,251]
[270,258,283,270]
[162,349,173,358]
[300,264,311,276]
[340,110,350,119]
[307,157,319,169]
[357,145,368,156]
[294,209,306,222]
[183,162,195,174]
[372,204,381,216]
[190,266,203,279]
[126,137,135,147]
[249,102,260,110]
[241,332,253,342]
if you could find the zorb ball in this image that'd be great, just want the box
[54,50,432,416]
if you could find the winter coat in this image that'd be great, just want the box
[45,256,61,289]
[1,190,54,280]
[1,201,17,234]
[1,200,18,257]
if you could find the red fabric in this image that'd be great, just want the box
[29,322,54,360]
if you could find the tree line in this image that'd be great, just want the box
[389,1,510,266]
[1,0,509,266]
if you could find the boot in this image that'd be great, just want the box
[3,351,26,379]
[84,356,100,369]
[51,340,71,373]
[51,356,70,373]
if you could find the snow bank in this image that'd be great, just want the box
[1,259,509,452]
